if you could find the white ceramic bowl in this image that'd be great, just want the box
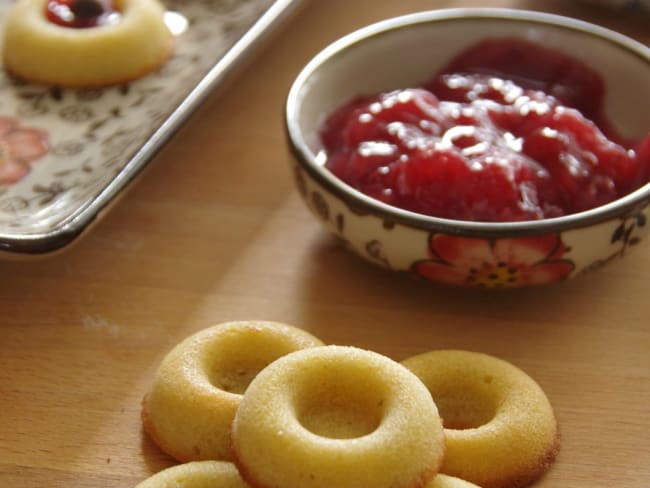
[286,8,650,288]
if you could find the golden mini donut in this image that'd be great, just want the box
[427,474,482,488]
[2,0,173,87]
[402,350,559,488]
[141,321,323,462]
[231,345,445,488]
[134,460,250,488]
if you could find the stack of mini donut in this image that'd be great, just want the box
[136,321,559,488]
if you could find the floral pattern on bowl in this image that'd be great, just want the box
[0,0,300,255]
[0,116,49,185]
[412,234,575,288]
[294,164,650,287]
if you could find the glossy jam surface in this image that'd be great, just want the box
[321,38,650,222]
[46,0,120,28]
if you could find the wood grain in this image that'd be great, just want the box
[1,1,648,487]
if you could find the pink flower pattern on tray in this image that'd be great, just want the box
[0,117,49,185]
[413,233,575,287]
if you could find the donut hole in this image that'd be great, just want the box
[212,357,272,395]
[430,381,500,430]
[204,328,312,395]
[293,366,387,439]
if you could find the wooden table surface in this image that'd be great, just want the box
[1,1,649,487]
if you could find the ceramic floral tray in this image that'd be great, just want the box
[0,0,302,256]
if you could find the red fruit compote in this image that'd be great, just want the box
[46,0,120,28]
[320,38,650,222]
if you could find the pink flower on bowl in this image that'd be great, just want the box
[413,233,575,287]
[0,117,49,185]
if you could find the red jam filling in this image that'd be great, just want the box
[46,0,120,28]
[321,38,650,222]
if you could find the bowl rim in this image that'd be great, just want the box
[285,7,650,237]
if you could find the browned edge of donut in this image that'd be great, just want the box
[484,424,561,488]
[140,393,197,464]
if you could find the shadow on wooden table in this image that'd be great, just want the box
[290,230,640,365]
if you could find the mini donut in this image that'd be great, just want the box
[231,345,445,488]
[141,321,324,462]
[427,474,482,488]
[402,350,559,488]
[134,460,250,488]
[2,0,173,87]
